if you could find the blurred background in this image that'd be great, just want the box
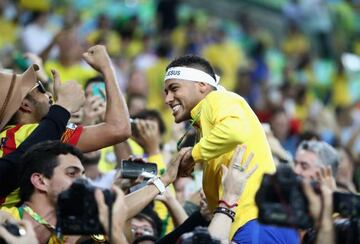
[1,0,360,178]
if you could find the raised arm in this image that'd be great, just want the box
[77,45,131,152]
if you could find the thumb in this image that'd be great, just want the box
[51,69,61,92]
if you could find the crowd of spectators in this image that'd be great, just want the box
[0,0,360,243]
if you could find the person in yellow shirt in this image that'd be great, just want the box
[163,55,299,243]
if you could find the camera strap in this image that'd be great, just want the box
[22,205,67,243]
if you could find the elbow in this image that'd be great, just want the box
[110,121,131,142]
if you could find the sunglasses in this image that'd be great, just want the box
[30,81,46,94]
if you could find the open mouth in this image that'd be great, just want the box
[171,104,181,114]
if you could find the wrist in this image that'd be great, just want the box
[218,199,238,209]
[160,175,170,186]
[101,64,114,75]
[222,193,240,204]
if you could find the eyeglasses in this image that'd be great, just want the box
[30,81,46,94]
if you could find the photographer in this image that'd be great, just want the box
[0,140,186,243]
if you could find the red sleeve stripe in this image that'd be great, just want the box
[2,125,22,156]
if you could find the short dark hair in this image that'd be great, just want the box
[166,55,216,81]
[19,141,84,203]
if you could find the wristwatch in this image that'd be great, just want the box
[147,176,166,194]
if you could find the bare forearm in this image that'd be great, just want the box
[315,221,335,244]
[208,214,232,241]
[163,197,188,226]
[102,65,130,129]
[125,184,161,219]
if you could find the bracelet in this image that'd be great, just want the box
[147,176,166,194]
[213,207,236,222]
[218,200,238,209]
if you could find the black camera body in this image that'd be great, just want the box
[0,223,24,244]
[255,165,314,229]
[179,227,220,244]
[56,178,115,235]
[256,164,360,232]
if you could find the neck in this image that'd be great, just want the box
[16,113,38,125]
[26,193,57,226]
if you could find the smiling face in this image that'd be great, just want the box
[164,79,208,123]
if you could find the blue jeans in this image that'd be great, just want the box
[232,220,299,244]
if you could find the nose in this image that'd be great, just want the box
[165,91,174,105]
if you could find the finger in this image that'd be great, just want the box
[230,145,246,168]
[302,180,317,204]
[325,166,332,178]
[242,152,254,170]
[18,220,36,235]
[51,69,61,90]
[94,189,107,215]
[246,163,258,178]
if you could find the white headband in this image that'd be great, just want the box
[164,67,221,90]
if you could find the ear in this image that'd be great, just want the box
[19,98,33,113]
[198,82,211,93]
[30,173,48,193]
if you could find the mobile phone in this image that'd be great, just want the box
[120,160,157,179]
[92,82,106,100]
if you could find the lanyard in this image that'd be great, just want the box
[22,205,65,244]
[176,111,201,151]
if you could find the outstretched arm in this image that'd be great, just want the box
[76,45,131,152]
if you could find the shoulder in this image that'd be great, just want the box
[205,90,245,105]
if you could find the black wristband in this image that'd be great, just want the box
[213,207,236,222]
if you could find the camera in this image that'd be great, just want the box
[56,178,115,235]
[256,164,360,230]
[179,227,220,244]
[0,223,25,244]
[255,164,315,229]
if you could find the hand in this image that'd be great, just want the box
[0,210,15,224]
[302,180,333,226]
[199,190,212,221]
[155,188,174,203]
[0,220,38,244]
[52,69,85,113]
[82,45,112,73]
[95,186,127,239]
[133,119,161,155]
[178,147,195,177]
[82,96,106,125]
[313,166,337,192]
[161,148,188,185]
[221,145,258,203]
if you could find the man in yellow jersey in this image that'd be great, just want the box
[0,45,131,207]
[163,55,299,243]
